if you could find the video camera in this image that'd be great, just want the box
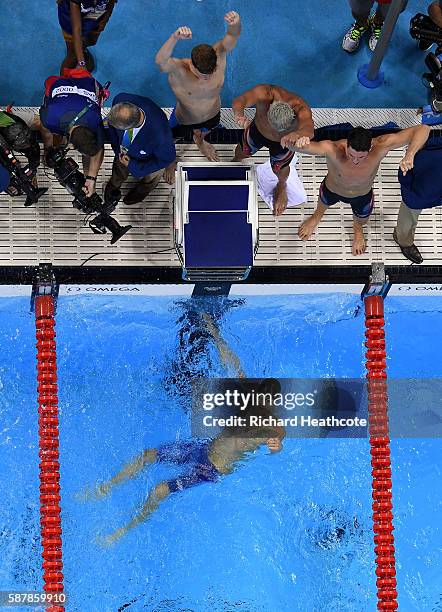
[0,133,47,206]
[410,13,442,118]
[423,51,442,114]
[410,13,442,49]
[46,146,132,244]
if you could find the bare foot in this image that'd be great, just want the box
[273,187,288,216]
[298,214,321,240]
[352,223,366,255]
[197,139,219,162]
[75,483,110,502]
[164,161,177,185]
[95,530,124,548]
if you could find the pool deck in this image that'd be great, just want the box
[1,108,442,283]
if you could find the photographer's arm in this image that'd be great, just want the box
[83,147,104,196]
[39,122,54,150]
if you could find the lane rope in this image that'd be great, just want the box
[35,295,65,612]
[364,295,398,611]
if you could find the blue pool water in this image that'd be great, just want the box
[0,0,432,108]
[0,291,441,611]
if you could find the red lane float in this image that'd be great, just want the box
[35,296,65,612]
[364,296,398,612]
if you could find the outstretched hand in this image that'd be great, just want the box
[174,26,192,40]
[399,152,414,175]
[293,136,310,149]
[280,131,300,150]
[224,11,240,26]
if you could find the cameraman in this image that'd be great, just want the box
[0,110,41,179]
[39,67,105,197]
[57,0,118,73]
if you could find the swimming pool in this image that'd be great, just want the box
[0,287,441,611]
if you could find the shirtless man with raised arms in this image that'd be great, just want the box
[156,11,241,183]
[232,84,314,215]
[294,125,431,255]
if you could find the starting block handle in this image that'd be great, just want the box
[30,263,59,313]
[361,262,391,299]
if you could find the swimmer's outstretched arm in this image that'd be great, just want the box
[290,137,333,157]
[155,27,192,73]
[232,84,273,123]
[78,449,157,501]
[373,125,431,175]
[214,11,241,53]
[98,482,170,546]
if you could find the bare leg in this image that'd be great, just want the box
[352,217,368,256]
[232,143,251,162]
[351,12,370,26]
[78,449,158,501]
[272,165,290,217]
[193,129,219,162]
[97,482,170,546]
[298,198,328,240]
[202,313,246,378]
[60,41,77,74]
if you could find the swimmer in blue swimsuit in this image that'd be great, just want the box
[292,125,430,255]
[82,317,284,545]
[91,418,284,545]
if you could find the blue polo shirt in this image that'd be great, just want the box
[58,0,112,35]
[399,136,442,210]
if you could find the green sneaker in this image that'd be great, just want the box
[342,21,369,53]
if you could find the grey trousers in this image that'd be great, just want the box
[109,156,162,190]
[395,200,422,247]
[349,0,408,21]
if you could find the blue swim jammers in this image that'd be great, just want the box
[319,179,374,219]
[156,440,220,493]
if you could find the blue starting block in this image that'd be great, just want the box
[173,162,259,281]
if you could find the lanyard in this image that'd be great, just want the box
[122,128,134,150]
[67,103,92,132]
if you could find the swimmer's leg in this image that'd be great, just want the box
[78,449,158,501]
[298,198,328,240]
[352,215,368,256]
[232,143,251,162]
[272,165,290,217]
[98,482,170,546]
[193,129,219,162]
[202,313,246,378]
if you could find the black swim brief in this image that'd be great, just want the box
[241,120,294,173]
[319,179,374,219]
[169,108,221,139]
